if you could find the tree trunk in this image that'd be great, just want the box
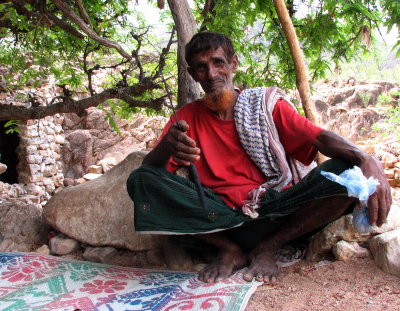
[272,0,319,125]
[167,0,200,107]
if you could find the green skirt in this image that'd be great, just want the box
[127,159,351,235]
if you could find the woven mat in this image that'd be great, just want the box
[0,252,262,311]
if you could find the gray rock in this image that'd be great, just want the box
[83,173,102,181]
[83,246,118,263]
[0,163,7,175]
[35,244,50,255]
[62,129,95,179]
[0,201,48,252]
[307,204,400,261]
[63,178,75,187]
[370,229,400,277]
[306,215,369,261]
[24,184,45,196]
[43,151,156,251]
[369,204,400,234]
[83,246,151,267]
[49,235,80,255]
[332,241,370,261]
[88,165,103,174]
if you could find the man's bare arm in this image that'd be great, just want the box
[314,130,392,226]
[142,120,201,167]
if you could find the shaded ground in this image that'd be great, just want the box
[246,256,400,311]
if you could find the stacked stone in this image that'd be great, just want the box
[382,155,400,188]
[0,182,26,200]
[17,115,65,205]
[357,137,400,188]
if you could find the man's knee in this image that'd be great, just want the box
[126,165,160,200]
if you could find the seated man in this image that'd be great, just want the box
[127,31,391,283]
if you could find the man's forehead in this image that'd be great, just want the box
[192,47,232,63]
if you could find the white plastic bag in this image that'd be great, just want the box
[321,166,379,233]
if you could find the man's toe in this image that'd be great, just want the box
[243,269,255,282]
[255,273,264,282]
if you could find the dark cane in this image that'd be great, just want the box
[162,77,208,212]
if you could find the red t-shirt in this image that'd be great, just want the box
[159,99,322,208]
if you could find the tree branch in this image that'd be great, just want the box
[46,11,84,38]
[130,30,147,80]
[4,0,85,38]
[200,0,216,31]
[75,0,91,25]
[153,28,176,79]
[51,0,132,59]
[0,79,161,121]
[157,0,165,10]
[119,93,166,110]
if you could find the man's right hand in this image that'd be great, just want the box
[162,120,201,166]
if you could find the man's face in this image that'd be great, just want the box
[188,46,238,95]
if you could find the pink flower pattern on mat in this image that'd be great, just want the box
[80,280,127,294]
[0,253,260,310]
[2,259,57,282]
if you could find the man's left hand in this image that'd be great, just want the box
[360,155,392,226]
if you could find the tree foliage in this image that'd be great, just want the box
[0,0,399,121]
[0,0,176,121]
[195,0,400,90]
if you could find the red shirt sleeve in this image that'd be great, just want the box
[272,99,323,165]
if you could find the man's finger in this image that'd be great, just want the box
[368,194,379,226]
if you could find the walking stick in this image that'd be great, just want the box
[162,77,208,212]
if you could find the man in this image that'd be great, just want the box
[127,32,391,283]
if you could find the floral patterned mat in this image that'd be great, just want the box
[0,252,261,311]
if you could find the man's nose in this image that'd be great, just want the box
[206,65,219,79]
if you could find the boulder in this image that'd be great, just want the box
[62,129,96,179]
[49,235,80,255]
[88,165,103,174]
[83,173,102,181]
[35,244,50,255]
[83,246,118,263]
[0,163,7,175]
[0,200,49,252]
[332,241,370,261]
[307,204,400,261]
[43,151,155,251]
[82,246,152,267]
[370,229,400,277]
[306,215,368,261]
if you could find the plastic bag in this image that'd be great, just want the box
[321,166,379,233]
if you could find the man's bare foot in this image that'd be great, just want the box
[243,248,279,282]
[199,248,248,283]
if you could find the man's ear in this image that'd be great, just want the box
[232,55,239,72]
[187,67,198,81]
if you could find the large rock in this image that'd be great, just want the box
[62,129,96,179]
[306,215,368,261]
[0,200,48,252]
[370,229,400,277]
[43,151,155,251]
[0,163,7,175]
[49,235,80,255]
[332,241,369,261]
[306,204,400,261]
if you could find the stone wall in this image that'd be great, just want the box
[0,109,168,205]
[1,115,65,205]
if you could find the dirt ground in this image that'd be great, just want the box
[246,256,400,311]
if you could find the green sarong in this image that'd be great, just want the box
[127,159,351,235]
